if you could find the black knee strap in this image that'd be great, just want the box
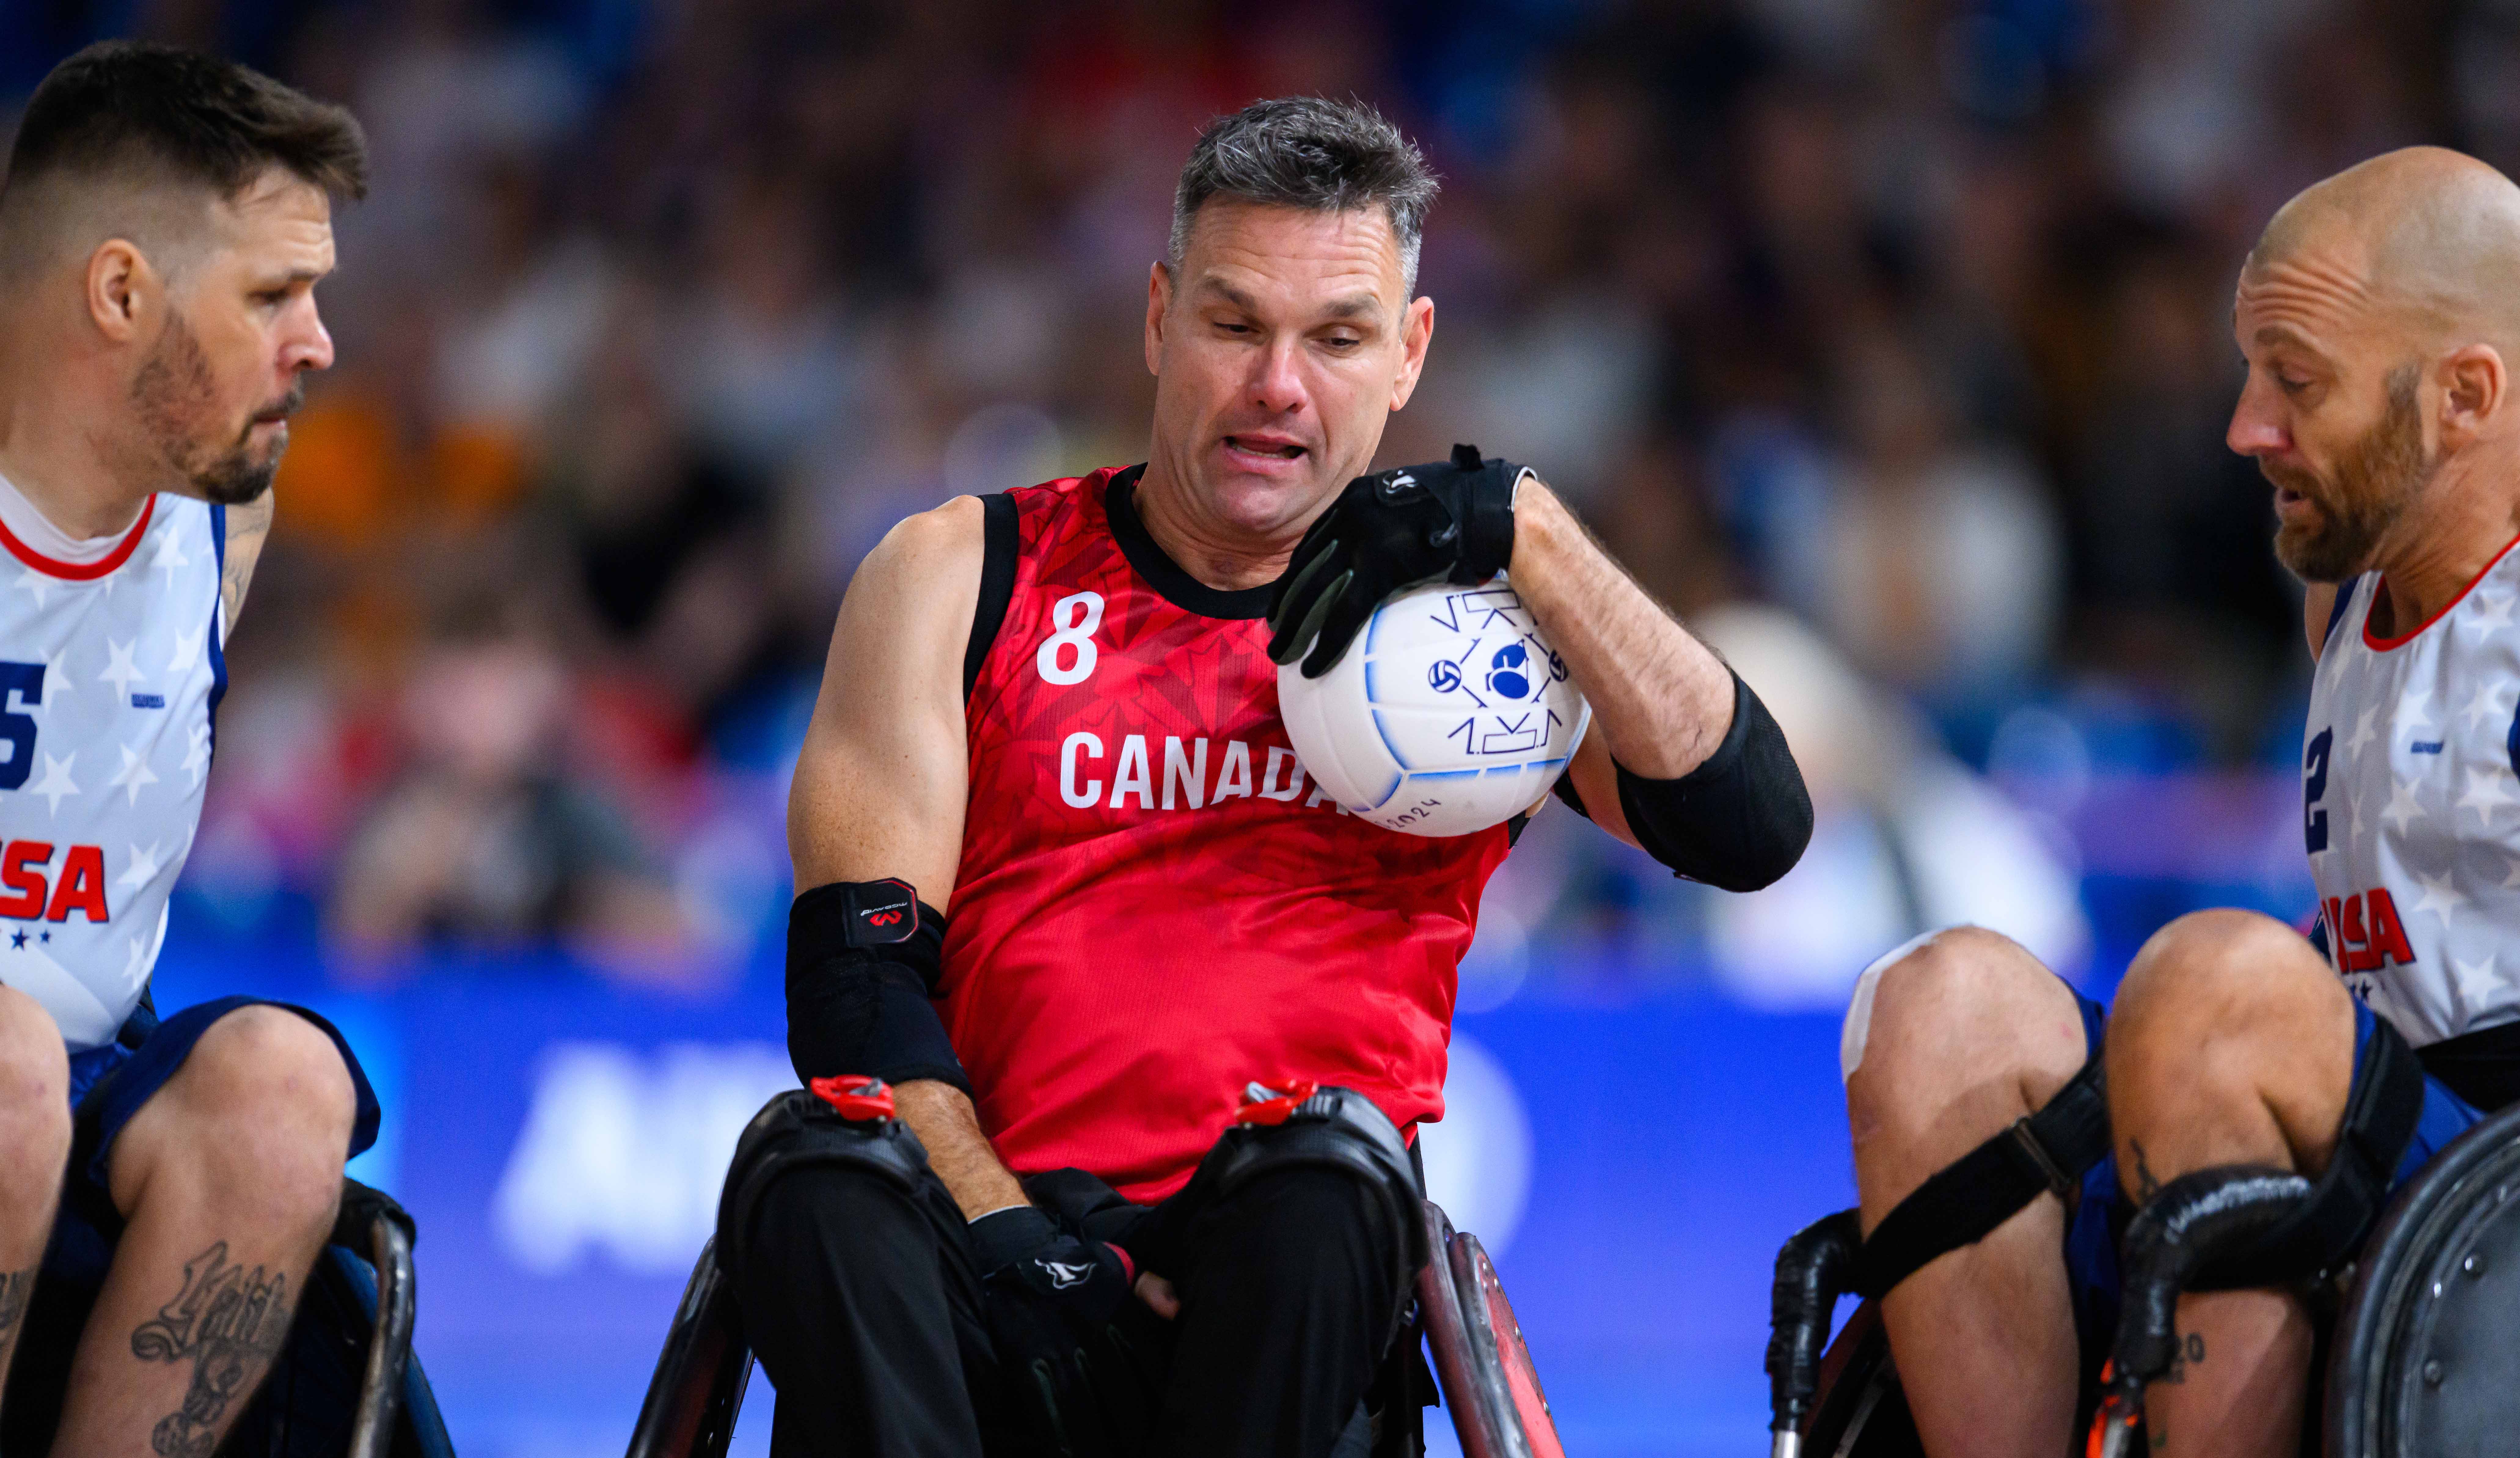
[714,1087,931,1288]
[1856,1052,2111,1299]
[2190,1012,2426,1291]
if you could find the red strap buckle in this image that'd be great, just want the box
[809,1075,897,1122]
[1236,1079,1320,1126]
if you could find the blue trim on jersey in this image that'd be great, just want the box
[2322,574,2362,650]
[205,502,227,761]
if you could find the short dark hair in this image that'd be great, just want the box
[1169,97,1437,291]
[5,40,367,205]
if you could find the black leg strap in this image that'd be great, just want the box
[2189,1011,2427,1291]
[1855,1053,2110,1299]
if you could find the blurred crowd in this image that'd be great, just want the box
[2,0,2483,987]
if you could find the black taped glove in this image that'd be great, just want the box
[1266,443,1529,679]
[970,1205,1154,1458]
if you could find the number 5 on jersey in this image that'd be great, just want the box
[1037,592,1104,686]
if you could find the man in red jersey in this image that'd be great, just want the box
[722,97,1812,1458]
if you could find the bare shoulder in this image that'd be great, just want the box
[826,495,989,664]
[2303,581,2340,662]
[219,491,277,635]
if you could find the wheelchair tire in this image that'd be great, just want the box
[1798,1301,1924,1458]
[2327,1099,2520,1458]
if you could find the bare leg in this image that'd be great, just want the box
[48,1006,355,1458]
[0,987,71,1411]
[2105,908,2355,1458]
[1845,927,2091,1458]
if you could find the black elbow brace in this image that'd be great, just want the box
[1554,672,1814,891]
[785,879,972,1097]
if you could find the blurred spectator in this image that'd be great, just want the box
[329,606,694,973]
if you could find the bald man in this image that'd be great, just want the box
[1827,146,2520,1458]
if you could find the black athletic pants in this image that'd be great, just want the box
[733,1141,1409,1458]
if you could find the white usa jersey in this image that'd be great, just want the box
[0,491,224,1051]
[2306,538,2520,1048]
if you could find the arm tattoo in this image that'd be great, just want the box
[130,1241,293,1458]
[2131,1138,2163,1202]
[0,1265,32,1369]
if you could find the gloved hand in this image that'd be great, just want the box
[1266,443,1529,679]
[971,1204,1154,1457]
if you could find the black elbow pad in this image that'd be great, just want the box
[785,880,972,1096]
[1601,674,1813,891]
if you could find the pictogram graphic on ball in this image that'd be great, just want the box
[1278,577,1591,838]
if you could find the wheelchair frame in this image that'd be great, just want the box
[624,1200,1560,1458]
[1765,1100,2520,1457]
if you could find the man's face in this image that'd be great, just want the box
[2229,237,2435,581]
[133,170,337,504]
[1144,200,1432,537]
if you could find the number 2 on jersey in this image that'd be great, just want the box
[2304,726,2333,854]
[0,661,41,792]
[1037,592,1105,686]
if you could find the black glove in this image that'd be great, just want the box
[1266,443,1527,679]
[970,1204,1154,1457]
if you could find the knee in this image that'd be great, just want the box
[158,1007,356,1223]
[0,987,69,1171]
[1844,926,2085,1120]
[2109,908,2346,1108]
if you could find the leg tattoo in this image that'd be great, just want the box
[0,1265,31,1370]
[2131,1138,2164,1203]
[129,1242,292,1458]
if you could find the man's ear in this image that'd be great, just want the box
[1388,295,1435,412]
[2438,343,2507,452]
[85,238,152,343]
[1144,261,1172,377]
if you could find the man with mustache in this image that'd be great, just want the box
[1832,145,2520,1457]
[0,42,382,1452]
[733,96,1812,1456]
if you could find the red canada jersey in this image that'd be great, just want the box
[943,465,1513,1201]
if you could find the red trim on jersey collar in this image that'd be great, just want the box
[0,495,155,581]
[2363,529,2520,651]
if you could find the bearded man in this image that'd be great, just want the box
[1823,146,2520,1458]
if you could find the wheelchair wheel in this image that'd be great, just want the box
[2327,1100,2520,1457]
[1797,1300,1924,1458]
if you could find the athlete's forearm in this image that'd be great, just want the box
[1508,479,1735,778]
[894,1079,1029,1220]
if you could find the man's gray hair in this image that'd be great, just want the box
[1168,97,1439,293]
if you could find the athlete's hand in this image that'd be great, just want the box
[971,1205,1155,1457]
[1267,443,1529,679]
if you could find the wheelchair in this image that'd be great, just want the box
[624,1109,1563,1458]
[1761,1097,2520,1457]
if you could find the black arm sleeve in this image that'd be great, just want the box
[784,881,973,1096]
[1554,672,1813,892]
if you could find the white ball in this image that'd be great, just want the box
[1278,575,1591,837]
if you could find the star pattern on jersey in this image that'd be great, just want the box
[115,840,162,893]
[2461,680,2513,734]
[2381,774,2427,835]
[2345,700,2383,760]
[2409,866,2466,921]
[121,935,149,994]
[6,930,22,951]
[107,742,156,807]
[2466,593,2517,634]
[148,529,189,586]
[97,638,142,698]
[12,569,48,611]
[166,627,200,676]
[38,653,71,708]
[179,723,210,790]
[2450,954,2504,1017]
[2458,767,2519,827]
[2400,692,2439,742]
[26,752,77,814]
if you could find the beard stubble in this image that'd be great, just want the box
[129,310,298,507]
